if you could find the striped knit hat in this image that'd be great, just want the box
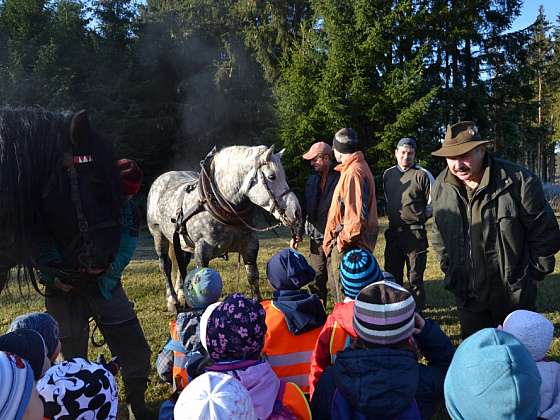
[339,248,383,298]
[353,280,416,345]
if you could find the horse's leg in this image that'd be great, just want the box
[151,227,178,312]
[241,235,261,301]
[174,250,192,306]
[170,247,192,307]
[194,240,213,269]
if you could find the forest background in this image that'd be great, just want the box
[2,0,560,196]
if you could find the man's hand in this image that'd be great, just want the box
[412,312,426,335]
[290,236,302,250]
[53,278,73,292]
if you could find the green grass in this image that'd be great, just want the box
[2,217,560,419]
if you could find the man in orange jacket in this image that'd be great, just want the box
[323,128,379,302]
[262,248,327,395]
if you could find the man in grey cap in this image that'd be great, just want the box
[291,141,340,303]
[383,137,434,310]
[431,121,560,338]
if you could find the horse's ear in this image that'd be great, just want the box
[276,148,286,159]
[70,109,91,146]
[263,145,275,161]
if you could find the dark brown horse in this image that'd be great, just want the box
[0,108,122,291]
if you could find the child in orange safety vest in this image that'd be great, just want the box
[156,267,223,393]
[261,248,327,395]
[200,293,312,420]
[308,248,387,398]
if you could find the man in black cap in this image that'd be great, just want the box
[383,137,434,310]
[431,121,560,338]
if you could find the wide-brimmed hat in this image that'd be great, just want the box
[432,121,492,157]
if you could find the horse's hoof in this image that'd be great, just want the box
[166,301,178,314]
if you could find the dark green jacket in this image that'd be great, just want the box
[432,154,560,309]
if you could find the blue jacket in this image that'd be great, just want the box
[311,319,454,420]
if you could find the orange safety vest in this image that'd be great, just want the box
[329,320,351,364]
[281,381,312,420]
[262,300,322,394]
[170,319,189,391]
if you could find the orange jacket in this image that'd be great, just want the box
[323,151,378,255]
[308,301,356,398]
[261,300,323,394]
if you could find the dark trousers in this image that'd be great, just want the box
[46,283,152,411]
[328,246,344,303]
[458,284,538,339]
[384,226,428,309]
[308,239,331,303]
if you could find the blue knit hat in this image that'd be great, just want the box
[339,248,383,298]
[0,351,35,420]
[183,268,223,310]
[444,328,541,420]
[8,312,59,360]
[266,248,315,290]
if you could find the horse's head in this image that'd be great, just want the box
[242,145,301,228]
[41,110,122,275]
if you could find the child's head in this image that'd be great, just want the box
[174,371,257,420]
[340,248,383,299]
[501,309,554,362]
[183,268,223,310]
[200,293,266,362]
[0,329,51,380]
[352,279,416,346]
[8,312,60,362]
[37,358,118,419]
[0,351,43,420]
[444,328,541,420]
[266,248,315,291]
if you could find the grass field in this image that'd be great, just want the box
[2,217,559,419]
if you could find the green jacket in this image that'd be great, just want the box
[432,154,560,309]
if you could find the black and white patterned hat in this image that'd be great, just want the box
[37,358,118,419]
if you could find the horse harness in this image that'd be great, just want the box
[171,148,294,281]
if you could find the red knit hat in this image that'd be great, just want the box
[117,159,143,195]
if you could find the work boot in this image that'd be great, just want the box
[126,379,154,420]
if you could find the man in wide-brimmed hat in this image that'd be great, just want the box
[431,121,560,339]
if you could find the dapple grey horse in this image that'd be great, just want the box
[147,145,300,311]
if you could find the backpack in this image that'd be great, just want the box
[331,388,421,420]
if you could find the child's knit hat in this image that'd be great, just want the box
[0,351,35,420]
[183,268,223,310]
[502,309,554,361]
[199,293,266,361]
[352,279,416,345]
[174,372,257,419]
[8,312,59,360]
[266,248,315,290]
[37,358,118,420]
[444,328,541,420]
[339,248,383,298]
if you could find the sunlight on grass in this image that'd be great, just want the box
[2,217,560,419]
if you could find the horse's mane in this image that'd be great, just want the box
[0,107,119,268]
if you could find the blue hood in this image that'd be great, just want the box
[333,347,418,418]
[273,290,326,335]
